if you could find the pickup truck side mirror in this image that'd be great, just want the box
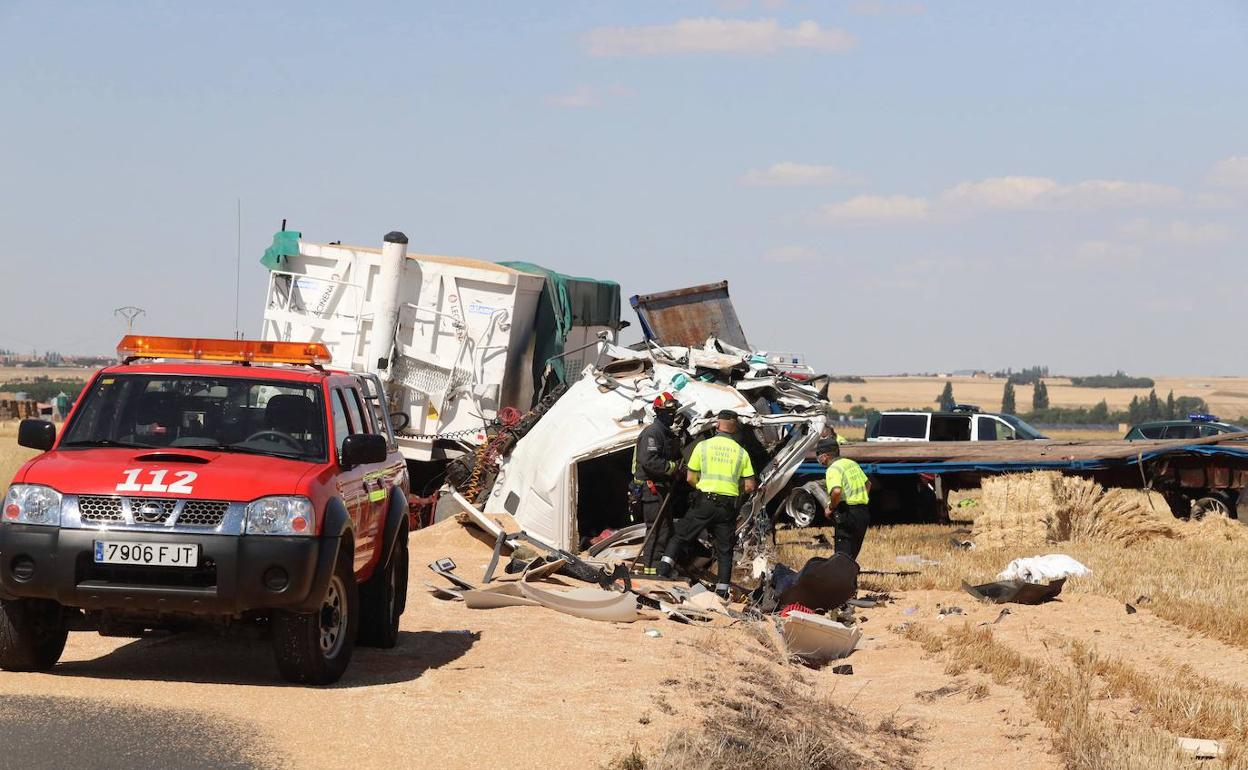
[18,419,56,452]
[339,433,387,469]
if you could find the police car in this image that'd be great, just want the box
[0,336,412,684]
[1124,413,1247,441]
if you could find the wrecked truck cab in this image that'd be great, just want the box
[444,340,828,559]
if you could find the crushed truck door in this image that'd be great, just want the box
[629,281,749,349]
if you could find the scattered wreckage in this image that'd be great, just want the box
[437,339,831,555]
[408,331,864,664]
[422,512,866,666]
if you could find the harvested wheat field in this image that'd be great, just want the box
[775,473,1248,769]
[837,375,1248,421]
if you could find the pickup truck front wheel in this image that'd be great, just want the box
[272,549,358,685]
[359,520,409,649]
[0,598,68,672]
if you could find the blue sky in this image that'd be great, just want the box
[1,0,1244,374]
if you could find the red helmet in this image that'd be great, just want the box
[653,392,679,410]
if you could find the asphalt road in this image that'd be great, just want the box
[0,694,271,769]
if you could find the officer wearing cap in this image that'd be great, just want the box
[632,392,683,569]
[816,437,871,559]
[657,409,756,598]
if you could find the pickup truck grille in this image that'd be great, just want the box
[177,500,230,527]
[74,496,231,529]
[79,496,124,523]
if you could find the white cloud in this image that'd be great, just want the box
[546,86,600,109]
[1119,218,1235,246]
[715,0,788,10]
[545,85,630,109]
[940,176,1181,212]
[1058,179,1183,209]
[742,162,860,187]
[762,245,820,263]
[583,18,855,57]
[849,0,926,16]
[817,195,930,224]
[1074,240,1143,263]
[1207,156,1248,189]
[813,174,1187,228]
[940,176,1059,211]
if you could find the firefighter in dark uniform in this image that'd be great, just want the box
[657,409,756,598]
[632,392,683,569]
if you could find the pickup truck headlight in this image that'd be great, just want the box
[245,496,314,536]
[2,485,63,526]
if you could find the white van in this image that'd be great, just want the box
[866,406,1047,442]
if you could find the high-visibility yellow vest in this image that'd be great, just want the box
[826,457,869,505]
[688,434,754,497]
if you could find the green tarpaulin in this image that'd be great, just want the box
[260,229,302,270]
[498,261,621,398]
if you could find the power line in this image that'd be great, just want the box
[114,306,145,334]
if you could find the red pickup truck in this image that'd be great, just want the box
[0,336,411,684]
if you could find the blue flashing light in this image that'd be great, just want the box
[1188,413,1218,423]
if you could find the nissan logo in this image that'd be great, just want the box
[135,502,166,523]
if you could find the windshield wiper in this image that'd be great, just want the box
[61,439,150,449]
[208,443,307,460]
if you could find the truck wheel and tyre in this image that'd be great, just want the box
[359,520,409,649]
[272,548,358,685]
[1191,491,1234,520]
[0,598,68,672]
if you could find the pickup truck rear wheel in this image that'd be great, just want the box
[0,598,68,672]
[359,520,409,649]
[272,549,358,685]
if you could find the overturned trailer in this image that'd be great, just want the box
[258,228,621,489]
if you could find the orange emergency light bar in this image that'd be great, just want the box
[118,335,333,366]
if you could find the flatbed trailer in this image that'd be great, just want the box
[792,432,1248,521]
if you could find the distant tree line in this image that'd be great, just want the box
[1068,371,1155,388]
[923,380,1220,426]
[0,379,85,402]
[827,375,866,383]
[993,365,1049,385]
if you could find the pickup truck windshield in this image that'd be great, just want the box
[62,374,326,461]
[1000,414,1047,440]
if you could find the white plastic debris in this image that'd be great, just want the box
[996,554,1091,584]
[644,628,663,638]
[780,611,862,664]
[1176,737,1224,758]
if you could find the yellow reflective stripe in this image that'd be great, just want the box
[694,436,749,496]
[828,458,869,504]
[368,489,386,502]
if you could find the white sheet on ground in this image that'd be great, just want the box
[996,554,1091,583]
